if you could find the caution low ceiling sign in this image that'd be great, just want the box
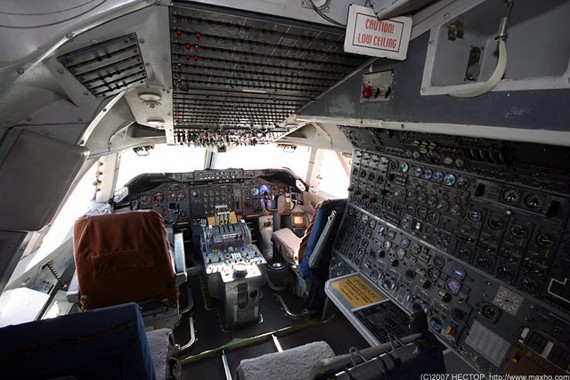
[344,5,412,61]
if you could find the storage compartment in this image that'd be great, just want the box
[421,0,570,95]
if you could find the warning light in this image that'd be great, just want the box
[186,44,191,50]
[185,54,191,61]
[175,29,182,37]
[195,32,202,39]
[194,45,200,52]
[194,56,199,62]
[362,83,372,98]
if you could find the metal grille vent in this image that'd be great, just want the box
[170,5,368,147]
[58,33,147,98]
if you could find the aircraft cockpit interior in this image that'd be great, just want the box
[0,0,569,379]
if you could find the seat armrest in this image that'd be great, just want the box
[173,232,187,285]
[66,270,80,303]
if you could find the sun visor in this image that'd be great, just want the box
[0,129,89,231]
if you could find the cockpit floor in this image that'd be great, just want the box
[175,275,370,379]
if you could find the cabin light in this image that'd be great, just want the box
[242,88,267,94]
[138,92,162,102]
[147,118,165,127]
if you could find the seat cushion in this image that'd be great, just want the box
[236,341,335,380]
[272,228,301,264]
[73,210,179,310]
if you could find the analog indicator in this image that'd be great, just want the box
[259,184,270,195]
[411,244,421,254]
[412,167,423,177]
[416,206,428,219]
[191,190,200,198]
[140,194,151,204]
[443,173,456,186]
[510,224,528,238]
[521,276,539,294]
[446,279,462,295]
[427,267,441,280]
[536,233,554,247]
[382,241,392,250]
[524,193,544,209]
[476,255,493,270]
[177,191,186,201]
[488,217,505,230]
[251,187,260,196]
[452,266,466,280]
[432,170,444,183]
[386,230,397,240]
[400,237,410,248]
[422,168,433,180]
[496,265,515,282]
[468,209,482,222]
[457,247,473,260]
[396,247,406,259]
[400,162,409,173]
[153,192,165,203]
[493,286,523,316]
[502,188,521,204]
[432,255,445,268]
[456,176,469,189]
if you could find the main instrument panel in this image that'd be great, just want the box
[331,127,570,374]
[117,168,294,224]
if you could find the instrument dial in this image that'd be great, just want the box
[536,233,553,247]
[153,192,165,203]
[502,188,521,204]
[432,170,444,183]
[140,194,151,205]
[510,224,528,238]
[422,168,433,180]
[400,162,409,173]
[446,279,461,295]
[524,193,544,209]
[468,209,482,222]
[443,173,456,186]
[412,167,423,177]
[452,266,466,280]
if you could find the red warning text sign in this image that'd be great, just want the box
[344,5,412,61]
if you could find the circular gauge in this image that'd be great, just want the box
[422,168,433,180]
[396,247,406,259]
[406,203,416,214]
[476,255,493,270]
[432,255,445,268]
[496,265,515,282]
[428,211,439,223]
[456,176,469,189]
[400,162,409,173]
[521,276,539,294]
[452,266,466,280]
[524,193,544,209]
[140,194,151,205]
[436,200,449,212]
[177,191,186,201]
[432,170,444,183]
[412,167,423,177]
[153,192,165,203]
[368,219,377,228]
[251,187,260,196]
[411,244,422,254]
[416,206,428,219]
[488,217,505,230]
[446,279,462,295]
[386,230,397,240]
[378,226,386,235]
[457,247,473,260]
[502,188,521,204]
[510,224,528,238]
[427,267,440,280]
[468,209,482,222]
[382,241,392,250]
[400,237,410,248]
[259,184,270,195]
[536,233,553,247]
[191,190,200,198]
[443,173,456,186]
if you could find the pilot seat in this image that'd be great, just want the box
[270,199,346,313]
[68,210,189,328]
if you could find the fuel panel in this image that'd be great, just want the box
[331,127,570,374]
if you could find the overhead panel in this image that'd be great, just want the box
[169,4,368,148]
[58,34,147,98]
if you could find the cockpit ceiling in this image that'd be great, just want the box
[169,3,368,146]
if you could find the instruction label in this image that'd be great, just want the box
[344,5,412,60]
[331,275,384,308]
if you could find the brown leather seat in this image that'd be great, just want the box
[73,210,180,310]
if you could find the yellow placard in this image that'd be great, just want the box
[331,275,384,308]
[207,211,238,226]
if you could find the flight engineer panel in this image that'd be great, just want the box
[331,127,570,375]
